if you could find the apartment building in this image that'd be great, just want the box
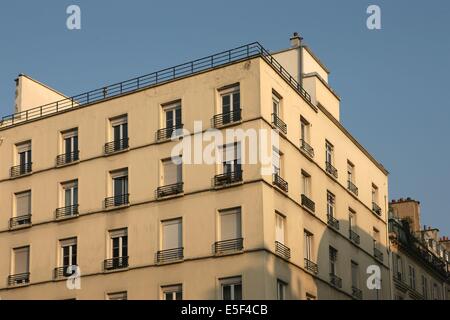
[389,198,450,300]
[0,34,390,300]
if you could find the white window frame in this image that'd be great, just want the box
[161,284,183,300]
[220,276,242,300]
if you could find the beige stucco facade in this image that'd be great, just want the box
[0,36,392,300]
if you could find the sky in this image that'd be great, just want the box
[0,0,449,234]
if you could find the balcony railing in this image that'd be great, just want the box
[273,173,288,192]
[9,214,32,229]
[157,247,184,264]
[374,247,384,262]
[327,214,340,230]
[54,265,78,279]
[156,182,184,198]
[304,258,318,274]
[347,180,358,196]
[56,151,79,166]
[214,238,244,254]
[55,204,79,220]
[104,256,129,271]
[10,163,32,178]
[104,138,129,154]
[352,286,363,299]
[301,194,315,213]
[275,241,291,260]
[300,139,314,158]
[271,113,287,134]
[329,273,342,288]
[8,273,30,286]
[104,194,129,208]
[212,109,242,128]
[325,161,338,179]
[156,124,184,141]
[349,229,360,245]
[372,202,382,216]
[214,171,242,187]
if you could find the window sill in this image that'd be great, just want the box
[156,193,184,201]
[9,172,33,180]
[104,148,129,157]
[55,160,80,169]
[104,203,130,212]
[9,224,32,231]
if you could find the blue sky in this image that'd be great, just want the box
[0,1,449,234]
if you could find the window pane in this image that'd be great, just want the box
[222,285,231,300]
[234,284,242,300]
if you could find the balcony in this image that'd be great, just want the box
[156,124,184,141]
[55,204,79,220]
[325,161,338,179]
[9,214,32,230]
[212,109,241,128]
[300,139,314,158]
[104,138,129,155]
[301,194,315,213]
[327,214,339,230]
[104,256,129,271]
[54,265,78,279]
[329,273,342,288]
[56,151,79,166]
[349,229,360,245]
[104,194,129,208]
[347,180,358,196]
[372,202,382,216]
[374,247,384,262]
[214,171,242,188]
[10,163,32,178]
[271,113,287,134]
[156,247,184,264]
[275,241,291,260]
[214,238,244,255]
[352,286,363,299]
[304,258,318,274]
[8,273,30,286]
[156,182,184,198]
[273,173,288,192]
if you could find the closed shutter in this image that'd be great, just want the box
[14,247,29,274]
[162,219,182,250]
[163,159,181,185]
[220,208,241,241]
[275,213,285,244]
[16,191,31,216]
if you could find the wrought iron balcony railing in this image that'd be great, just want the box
[352,286,363,299]
[212,109,242,128]
[300,139,314,158]
[275,241,291,260]
[104,194,129,208]
[273,173,288,192]
[349,229,360,245]
[156,182,184,198]
[104,256,129,271]
[156,124,184,141]
[327,214,340,230]
[104,138,129,154]
[372,202,382,216]
[304,258,318,274]
[301,194,315,213]
[325,161,338,179]
[157,247,184,264]
[54,265,78,279]
[329,273,342,288]
[10,163,32,178]
[56,151,79,166]
[214,171,242,187]
[214,238,244,254]
[347,180,358,196]
[55,204,79,220]
[271,113,287,134]
[374,247,384,262]
[8,273,30,286]
[9,214,32,229]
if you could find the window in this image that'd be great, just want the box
[220,85,240,124]
[301,171,311,197]
[300,117,310,143]
[277,280,287,300]
[111,169,128,204]
[275,213,286,244]
[304,230,313,261]
[351,261,359,288]
[272,92,280,116]
[61,180,78,208]
[163,102,182,129]
[349,209,356,229]
[329,246,338,275]
[59,238,77,277]
[372,184,379,204]
[327,191,335,218]
[107,115,128,152]
[161,218,182,251]
[15,191,31,217]
[220,143,241,174]
[395,254,403,280]
[162,284,183,300]
[161,157,182,186]
[408,265,416,290]
[373,228,380,246]
[107,292,127,300]
[325,140,333,165]
[432,283,440,300]
[13,246,30,276]
[110,228,128,263]
[61,129,78,161]
[220,276,242,300]
[272,147,281,175]
[347,161,355,183]
[421,275,428,299]
[16,141,32,167]
[219,208,242,241]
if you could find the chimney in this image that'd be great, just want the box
[290,32,303,48]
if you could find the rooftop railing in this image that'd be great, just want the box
[0,42,311,131]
